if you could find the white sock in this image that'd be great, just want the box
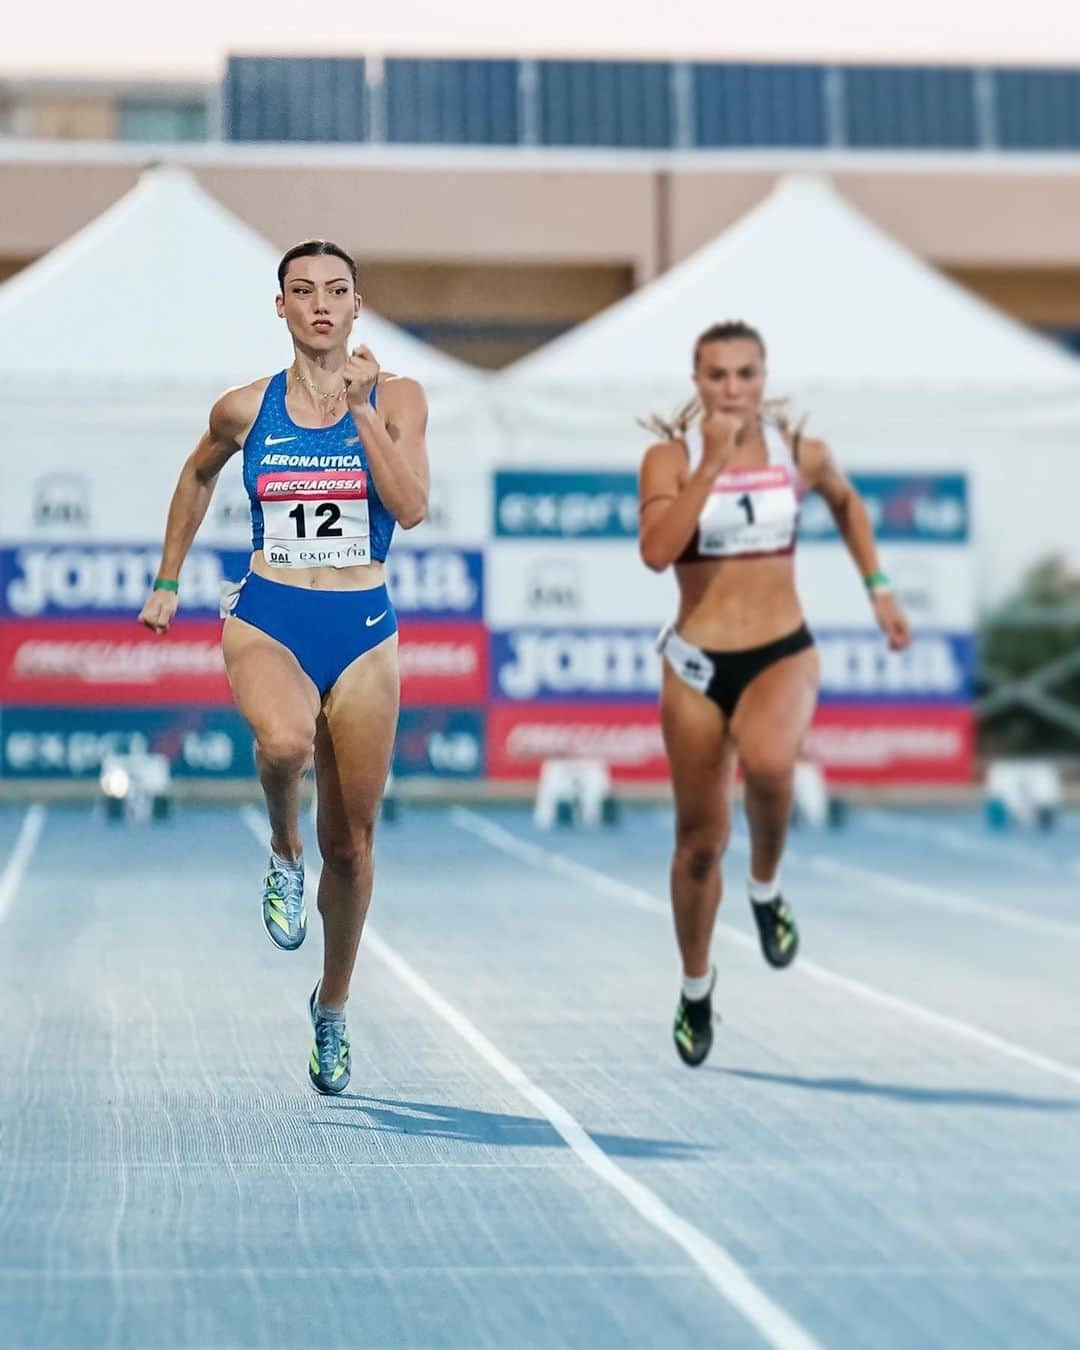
[271,849,303,873]
[315,991,347,1023]
[681,968,714,1001]
[748,872,781,905]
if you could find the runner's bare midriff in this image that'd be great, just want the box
[249,552,388,591]
[675,553,804,651]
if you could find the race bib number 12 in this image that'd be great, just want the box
[258,470,372,569]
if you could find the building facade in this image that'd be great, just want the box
[3,59,1080,365]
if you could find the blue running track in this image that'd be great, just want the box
[0,800,1078,1348]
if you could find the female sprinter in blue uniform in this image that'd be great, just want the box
[139,241,428,1094]
[639,321,910,1068]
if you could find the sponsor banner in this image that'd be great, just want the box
[0,430,491,548]
[2,465,109,539]
[816,631,974,704]
[3,464,966,548]
[0,620,231,706]
[0,614,492,708]
[0,544,251,620]
[1,543,485,623]
[799,474,969,544]
[393,707,486,778]
[204,466,258,545]
[494,471,639,539]
[0,706,254,778]
[26,472,94,534]
[797,545,975,632]
[491,628,660,702]
[386,548,484,620]
[488,703,667,781]
[398,622,488,706]
[404,468,491,546]
[492,470,967,544]
[1,448,251,545]
[485,541,676,627]
[806,705,974,784]
[489,627,973,705]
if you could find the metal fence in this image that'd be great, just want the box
[977,606,1080,757]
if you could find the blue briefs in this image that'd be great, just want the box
[229,572,397,699]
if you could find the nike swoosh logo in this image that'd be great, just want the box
[344,436,360,446]
[264,435,297,447]
[365,610,388,627]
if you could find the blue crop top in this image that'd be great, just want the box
[242,371,396,568]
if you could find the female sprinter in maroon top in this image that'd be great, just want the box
[639,321,910,1067]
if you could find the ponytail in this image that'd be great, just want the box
[638,395,805,443]
[637,396,701,442]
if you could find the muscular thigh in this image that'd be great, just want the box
[731,646,820,775]
[221,615,320,746]
[314,634,400,840]
[660,665,737,836]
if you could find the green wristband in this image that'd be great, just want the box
[864,570,891,594]
[153,578,179,593]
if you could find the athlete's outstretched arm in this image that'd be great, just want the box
[800,438,911,651]
[137,388,252,634]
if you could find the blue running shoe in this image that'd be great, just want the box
[308,986,351,1095]
[261,855,306,951]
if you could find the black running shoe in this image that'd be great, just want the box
[673,971,716,1068]
[751,895,800,968]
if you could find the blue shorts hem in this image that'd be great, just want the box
[231,573,397,699]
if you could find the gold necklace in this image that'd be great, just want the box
[290,364,346,403]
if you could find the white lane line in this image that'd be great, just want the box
[366,930,821,1350]
[2,1263,1074,1281]
[650,804,1080,945]
[241,808,821,1350]
[452,809,668,916]
[0,804,46,925]
[242,805,266,832]
[452,809,1080,1091]
[859,810,1068,873]
[866,812,1080,886]
[802,853,1080,942]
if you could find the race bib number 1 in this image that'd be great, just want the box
[697,466,798,558]
[258,470,372,569]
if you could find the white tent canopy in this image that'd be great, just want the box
[0,166,492,546]
[495,175,1080,606]
[0,163,479,391]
